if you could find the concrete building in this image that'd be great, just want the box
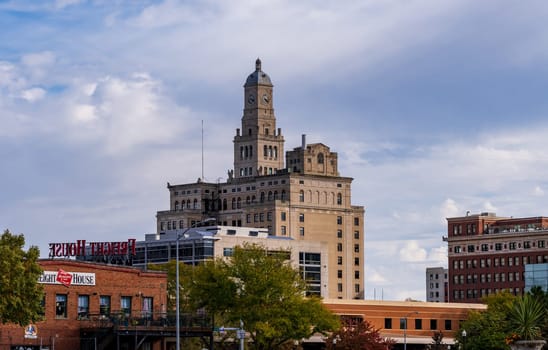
[155,59,365,300]
[426,267,448,302]
[446,212,548,303]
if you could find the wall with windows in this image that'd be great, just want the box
[0,260,167,350]
[323,299,485,346]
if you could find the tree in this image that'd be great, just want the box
[426,330,447,350]
[185,243,340,350]
[456,292,515,350]
[324,318,395,350]
[508,294,545,341]
[0,230,44,325]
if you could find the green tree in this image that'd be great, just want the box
[324,318,394,350]
[186,243,340,350]
[456,292,515,350]
[426,330,448,350]
[0,230,44,325]
[508,294,546,341]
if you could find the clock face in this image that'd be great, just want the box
[261,93,270,105]
[247,94,255,105]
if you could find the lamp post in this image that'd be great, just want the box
[176,218,216,350]
[461,329,467,350]
[403,311,419,350]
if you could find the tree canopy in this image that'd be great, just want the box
[324,318,395,350]
[165,243,340,350]
[0,230,44,326]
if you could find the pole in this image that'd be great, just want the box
[240,319,244,350]
[176,218,216,350]
[403,317,407,350]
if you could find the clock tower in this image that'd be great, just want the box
[233,59,284,178]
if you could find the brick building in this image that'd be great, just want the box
[447,212,548,303]
[0,259,211,350]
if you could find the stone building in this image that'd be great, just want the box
[155,59,365,300]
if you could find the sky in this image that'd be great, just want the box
[2,0,548,302]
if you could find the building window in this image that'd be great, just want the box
[56,294,68,318]
[281,212,286,221]
[299,213,305,222]
[415,319,422,329]
[430,319,437,330]
[337,283,343,292]
[337,243,343,252]
[337,230,343,238]
[445,320,452,330]
[495,243,502,250]
[355,284,360,293]
[299,190,304,202]
[354,257,360,266]
[281,226,286,235]
[385,318,392,329]
[354,217,359,226]
[100,296,111,316]
[337,216,343,225]
[354,270,360,279]
[354,244,360,253]
[354,231,360,239]
[337,256,342,265]
[121,296,132,316]
[246,214,251,223]
[223,247,234,256]
[267,212,272,221]
[337,193,342,205]
[338,270,343,278]
[299,227,305,236]
[260,213,265,222]
[78,295,90,319]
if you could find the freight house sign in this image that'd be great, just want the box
[48,239,137,258]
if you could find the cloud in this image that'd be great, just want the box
[533,186,544,196]
[20,87,46,102]
[399,241,427,262]
[61,73,191,154]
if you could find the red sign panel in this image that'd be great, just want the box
[56,269,72,287]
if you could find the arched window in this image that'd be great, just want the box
[252,195,256,203]
[174,201,179,210]
[337,193,342,205]
[223,199,227,210]
[186,200,191,209]
[237,197,241,209]
[246,196,251,204]
[245,146,249,158]
[268,146,273,157]
[274,146,278,158]
[281,190,286,201]
[193,198,198,209]
[318,153,324,164]
[273,191,278,200]
[248,128,252,136]
[249,146,253,157]
[179,220,184,229]
[265,128,269,135]
[232,198,236,209]
[260,192,265,203]
[299,190,305,202]
[264,145,268,157]
[268,191,273,201]
[240,146,244,159]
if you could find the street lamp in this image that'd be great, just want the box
[176,218,216,350]
[461,329,467,350]
[403,311,419,350]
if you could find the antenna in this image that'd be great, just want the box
[201,120,204,181]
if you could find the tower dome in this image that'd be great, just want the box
[244,58,272,86]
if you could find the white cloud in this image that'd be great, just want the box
[20,87,46,102]
[399,241,427,262]
[440,199,460,222]
[54,0,83,9]
[483,201,498,213]
[533,186,544,196]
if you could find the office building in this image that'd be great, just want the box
[446,212,548,303]
[155,59,365,300]
[426,267,448,302]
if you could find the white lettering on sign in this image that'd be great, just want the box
[38,271,96,286]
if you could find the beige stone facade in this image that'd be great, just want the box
[156,59,365,300]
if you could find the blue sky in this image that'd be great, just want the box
[2,0,548,301]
